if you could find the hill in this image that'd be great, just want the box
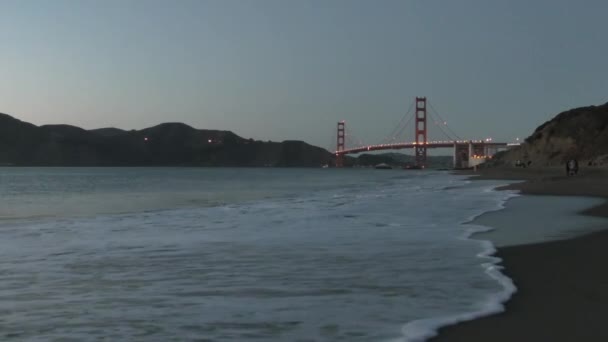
[491,102,608,167]
[0,113,334,167]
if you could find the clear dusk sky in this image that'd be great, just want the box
[1,0,607,150]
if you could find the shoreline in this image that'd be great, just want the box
[430,167,608,342]
[460,166,608,217]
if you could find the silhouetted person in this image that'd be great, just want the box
[566,159,579,176]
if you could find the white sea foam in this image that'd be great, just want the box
[0,168,528,341]
[396,241,517,342]
[398,185,520,342]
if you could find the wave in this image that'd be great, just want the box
[1,170,528,341]
[397,185,520,342]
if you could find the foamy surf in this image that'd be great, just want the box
[0,168,524,341]
[397,246,517,341]
[397,187,520,342]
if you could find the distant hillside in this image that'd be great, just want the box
[492,102,608,167]
[89,127,128,137]
[0,113,333,167]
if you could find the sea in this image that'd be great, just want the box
[0,167,517,341]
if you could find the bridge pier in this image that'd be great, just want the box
[453,142,470,169]
[452,141,505,169]
[468,141,474,165]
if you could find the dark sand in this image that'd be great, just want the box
[431,167,608,342]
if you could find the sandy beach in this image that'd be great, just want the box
[431,166,608,342]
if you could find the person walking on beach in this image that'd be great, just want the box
[566,158,579,176]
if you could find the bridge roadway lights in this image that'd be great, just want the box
[336,142,505,169]
[334,97,507,169]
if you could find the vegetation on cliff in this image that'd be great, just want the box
[493,102,608,167]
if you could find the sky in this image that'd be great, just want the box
[1,0,607,151]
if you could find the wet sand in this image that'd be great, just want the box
[431,167,608,342]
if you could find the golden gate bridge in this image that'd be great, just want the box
[334,97,515,168]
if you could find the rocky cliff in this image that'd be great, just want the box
[0,114,334,167]
[493,102,608,167]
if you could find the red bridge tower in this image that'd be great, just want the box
[415,97,427,168]
[336,121,345,167]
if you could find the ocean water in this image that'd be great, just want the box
[0,167,515,341]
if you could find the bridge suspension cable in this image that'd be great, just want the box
[333,96,509,169]
[428,101,462,141]
[329,128,338,152]
[345,127,366,149]
[428,109,457,141]
[381,101,415,144]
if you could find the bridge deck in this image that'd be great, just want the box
[336,141,508,155]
